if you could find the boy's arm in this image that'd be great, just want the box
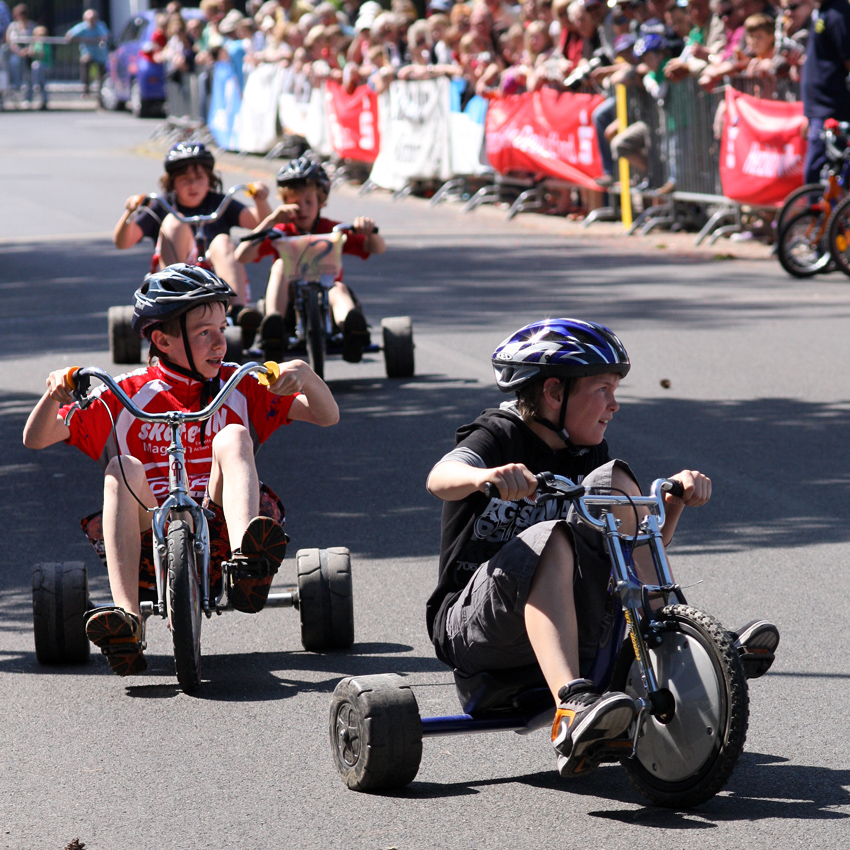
[659,469,711,546]
[113,194,147,249]
[23,370,74,449]
[268,360,339,426]
[238,183,273,229]
[234,204,299,264]
[427,460,537,502]
[352,216,386,255]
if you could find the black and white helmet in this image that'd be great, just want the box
[164,140,216,175]
[276,156,331,196]
[132,263,234,336]
[492,319,630,392]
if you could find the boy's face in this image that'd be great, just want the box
[746,28,773,58]
[280,183,321,231]
[562,372,621,446]
[157,302,227,379]
[172,164,211,207]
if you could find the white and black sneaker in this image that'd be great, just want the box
[551,679,636,778]
[729,620,779,680]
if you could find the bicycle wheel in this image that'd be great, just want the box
[166,520,202,693]
[610,605,748,809]
[776,183,824,236]
[827,194,850,277]
[776,208,832,277]
[305,286,325,380]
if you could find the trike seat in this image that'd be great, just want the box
[453,664,553,717]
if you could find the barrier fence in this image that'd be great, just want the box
[165,62,805,242]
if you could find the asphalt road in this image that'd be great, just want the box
[3,106,850,850]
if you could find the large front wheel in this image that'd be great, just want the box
[777,208,832,277]
[167,520,202,693]
[610,605,749,809]
[305,286,325,380]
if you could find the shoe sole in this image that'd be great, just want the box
[85,609,147,677]
[240,516,288,568]
[556,699,635,778]
[732,620,779,679]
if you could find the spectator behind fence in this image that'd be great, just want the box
[801,0,850,184]
[27,23,50,109]
[66,8,110,103]
[772,0,811,79]
[663,0,726,81]
[6,3,33,103]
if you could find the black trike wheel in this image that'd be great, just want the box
[224,324,244,364]
[610,605,749,809]
[330,673,422,791]
[166,520,202,693]
[777,208,832,277]
[108,305,142,365]
[32,562,91,664]
[381,316,415,378]
[776,183,825,236]
[296,547,354,651]
[827,194,850,277]
[304,286,326,379]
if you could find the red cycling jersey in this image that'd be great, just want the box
[60,360,296,503]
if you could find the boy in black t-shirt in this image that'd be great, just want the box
[426,318,777,778]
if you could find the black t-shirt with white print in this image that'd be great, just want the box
[426,402,610,662]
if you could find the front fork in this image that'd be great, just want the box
[604,511,685,752]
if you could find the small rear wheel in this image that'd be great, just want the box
[108,305,142,365]
[382,316,415,378]
[330,673,423,791]
[776,208,832,277]
[827,195,850,277]
[611,605,749,809]
[167,520,202,693]
[776,183,825,235]
[305,286,325,380]
[224,324,244,364]
[297,547,354,651]
[32,562,90,664]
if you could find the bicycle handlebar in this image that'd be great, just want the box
[64,361,277,427]
[143,183,258,227]
[238,223,378,244]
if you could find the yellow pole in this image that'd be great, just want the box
[615,83,632,229]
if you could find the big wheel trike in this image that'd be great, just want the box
[330,473,774,808]
[237,226,415,380]
[32,361,354,693]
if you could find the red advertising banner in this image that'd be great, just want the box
[324,80,380,163]
[719,87,806,207]
[484,89,605,190]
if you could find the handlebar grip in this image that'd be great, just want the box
[660,479,685,498]
[483,482,496,499]
[257,361,280,387]
[63,366,82,392]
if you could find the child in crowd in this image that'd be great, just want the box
[113,141,271,341]
[741,12,775,77]
[234,157,385,363]
[22,264,338,677]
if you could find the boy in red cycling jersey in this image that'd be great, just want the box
[234,156,386,363]
[22,264,339,677]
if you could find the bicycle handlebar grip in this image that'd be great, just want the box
[660,479,685,498]
[63,366,82,392]
[483,482,497,499]
[257,361,281,387]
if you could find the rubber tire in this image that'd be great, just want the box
[108,305,142,365]
[777,183,824,236]
[382,316,415,378]
[224,324,244,364]
[610,605,749,809]
[305,286,325,380]
[329,673,422,791]
[827,194,850,277]
[130,78,162,118]
[32,562,90,664]
[167,520,202,693]
[297,547,354,651]
[100,76,124,112]
[777,208,832,278]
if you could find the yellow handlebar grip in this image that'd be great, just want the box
[245,183,258,197]
[63,367,82,391]
[258,361,280,387]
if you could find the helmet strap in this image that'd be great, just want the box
[531,378,589,456]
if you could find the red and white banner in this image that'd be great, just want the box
[720,87,806,207]
[325,80,380,163]
[485,89,605,190]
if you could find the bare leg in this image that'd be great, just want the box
[158,214,196,267]
[207,233,248,304]
[102,455,156,617]
[524,525,581,702]
[265,258,291,316]
[328,281,357,327]
[206,424,260,547]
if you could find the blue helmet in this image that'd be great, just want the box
[492,319,630,392]
[633,32,666,57]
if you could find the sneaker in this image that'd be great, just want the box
[236,306,263,350]
[258,311,287,361]
[729,620,779,679]
[85,607,147,677]
[551,679,635,778]
[227,517,288,613]
[342,308,370,363]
